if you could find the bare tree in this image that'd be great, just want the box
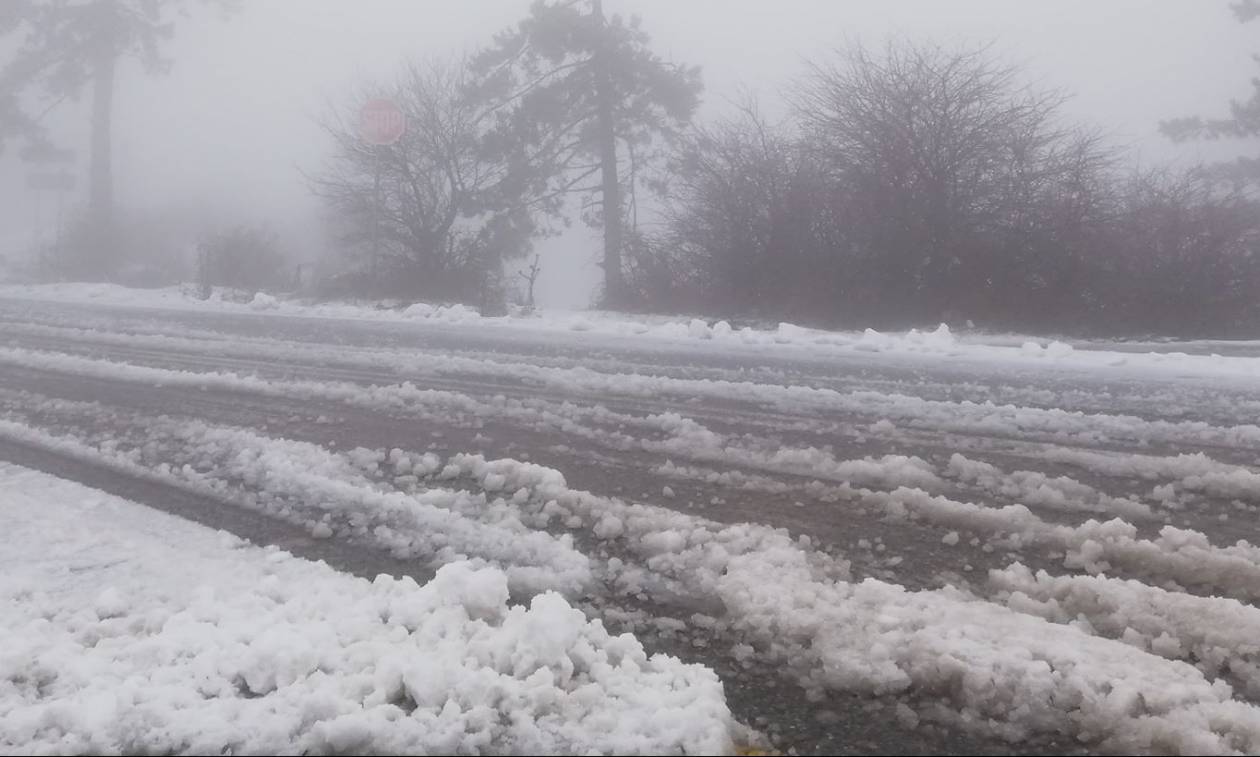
[516,253,542,311]
[792,41,1091,321]
[311,58,536,307]
[646,42,1248,334]
[1099,167,1260,334]
[645,101,840,318]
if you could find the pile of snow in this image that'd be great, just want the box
[249,291,279,310]
[1021,340,1075,358]
[0,464,734,755]
[433,455,1260,753]
[945,453,1154,520]
[861,483,1260,601]
[990,563,1260,696]
[404,302,479,322]
[1041,448,1260,503]
[716,549,1260,753]
[0,414,592,597]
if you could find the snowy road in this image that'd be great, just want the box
[4,289,1260,754]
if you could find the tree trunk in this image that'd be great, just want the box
[90,5,117,270]
[591,0,624,308]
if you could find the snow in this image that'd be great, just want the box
[0,463,734,755]
[990,563,1260,697]
[248,291,278,310]
[6,286,1260,751]
[945,453,1155,520]
[5,282,1260,382]
[7,316,1258,466]
[5,338,1260,601]
[0,415,593,597]
[715,549,1260,753]
[863,484,1260,601]
[7,404,1260,750]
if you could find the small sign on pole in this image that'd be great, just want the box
[359,99,405,280]
[359,98,407,146]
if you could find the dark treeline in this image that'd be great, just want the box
[628,42,1260,336]
[4,1,1258,336]
[308,9,1259,337]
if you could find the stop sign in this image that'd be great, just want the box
[359,98,406,146]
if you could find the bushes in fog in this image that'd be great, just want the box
[628,41,1260,336]
[195,225,287,297]
[41,210,197,287]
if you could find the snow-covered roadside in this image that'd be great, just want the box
[0,464,734,755]
[6,410,1260,752]
[4,281,1260,382]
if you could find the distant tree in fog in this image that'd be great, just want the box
[1099,167,1260,334]
[792,41,1114,323]
[471,0,702,308]
[0,3,45,149]
[311,59,537,313]
[638,40,1260,336]
[0,0,238,274]
[1162,1,1260,184]
[636,102,836,318]
[195,224,286,297]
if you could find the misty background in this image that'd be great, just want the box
[0,0,1253,308]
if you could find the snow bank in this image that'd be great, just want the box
[7,408,1260,750]
[1041,448,1260,503]
[0,414,593,597]
[7,332,1260,459]
[864,484,1260,601]
[409,454,1260,752]
[990,564,1260,696]
[404,302,479,322]
[249,291,278,310]
[0,464,734,755]
[945,453,1155,520]
[7,345,1260,602]
[716,550,1260,753]
[5,282,1260,381]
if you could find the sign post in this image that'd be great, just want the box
[359,99,407,282]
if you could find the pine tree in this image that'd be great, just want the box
[1,0,237,269]
[472,0,701,308]
[1161,1,1260,183]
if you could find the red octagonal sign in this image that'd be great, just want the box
[359,98,406,146]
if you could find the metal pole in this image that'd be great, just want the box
[56,188,65,252]
[33,188,43,255]
[372,146,382,283]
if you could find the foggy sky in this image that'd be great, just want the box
[1,0,1253,307]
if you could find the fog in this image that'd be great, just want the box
[9,8,1260,752]
[1,0,1253,307]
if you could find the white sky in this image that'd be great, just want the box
[1,0,1254,307]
